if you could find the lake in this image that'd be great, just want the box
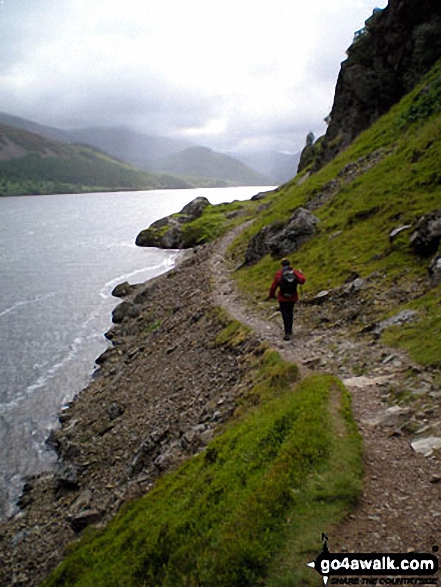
[0,185,272,518]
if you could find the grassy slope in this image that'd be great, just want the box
[43,320,361,587]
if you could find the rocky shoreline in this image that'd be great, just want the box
[0,243,262,587]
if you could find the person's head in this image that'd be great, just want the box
[281,258,290,267]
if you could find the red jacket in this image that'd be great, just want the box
[269,267,305,302]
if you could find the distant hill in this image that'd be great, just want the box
[0,112,72,144]
[0,123,193,196]
[65,126,194,169]
[0,113,194,167]
[232,151,301,184]
[151,146,273,186]
[0,113,276,187]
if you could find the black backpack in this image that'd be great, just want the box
[280,267,298,297]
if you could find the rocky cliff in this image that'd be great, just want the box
[298,0,441,172]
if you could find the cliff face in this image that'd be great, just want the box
[299,0,441,172]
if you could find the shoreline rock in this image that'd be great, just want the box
[135,196,211,249]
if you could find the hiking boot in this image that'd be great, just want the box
[283,334,291,341]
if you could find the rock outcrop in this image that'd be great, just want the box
[409,209,441,256]
[244,207,320,265]
[136,196,210,249]
[298,0,441,173]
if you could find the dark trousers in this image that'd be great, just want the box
[279,301,295,335]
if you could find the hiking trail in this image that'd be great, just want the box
[211,224,441,554]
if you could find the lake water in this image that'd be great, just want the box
[0,186,271,518]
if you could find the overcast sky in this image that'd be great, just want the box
[0,0,388,153]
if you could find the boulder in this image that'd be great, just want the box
[179,196,210,220]
[244,221,285,265]
[135,197,210,249]
[411,436,441,457]
[244,207,320,264]
[111,301,140,324]
[136,217,184,249]
[409,210,441,255]
[111,281,131,298]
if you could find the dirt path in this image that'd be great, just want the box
[211,226,441,557]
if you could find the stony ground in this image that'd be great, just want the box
[0,225,440,586]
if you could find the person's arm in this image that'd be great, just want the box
[269,274,279,298]
[294,269,305,285]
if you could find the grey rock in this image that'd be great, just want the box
[107,402,125,420]
[409,210,441,256]
[372,309,418,337]
[243,221,285,264]
[111,301,140,324]
[181,430,200,452]
[251,191,270,201]
[366,406,412,428]
[179,196,210,220]
[129,438,159,478]
[70,490,92,513]
[410,436,441,457]
[69,509,101,533]
[55,463,79,493]
[389,225,412,242]
[428,254,441,286]
[111,281,131,298]
[305,290,331,305]
[244,207,320,264]
[135,197,210,249]
[344,277,365,294]
[95,346,117,365]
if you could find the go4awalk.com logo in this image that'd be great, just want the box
[307,535,439,586]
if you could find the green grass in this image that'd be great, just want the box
[381,284,441,367]
[180,198,263,247]
[43,347,362,587]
